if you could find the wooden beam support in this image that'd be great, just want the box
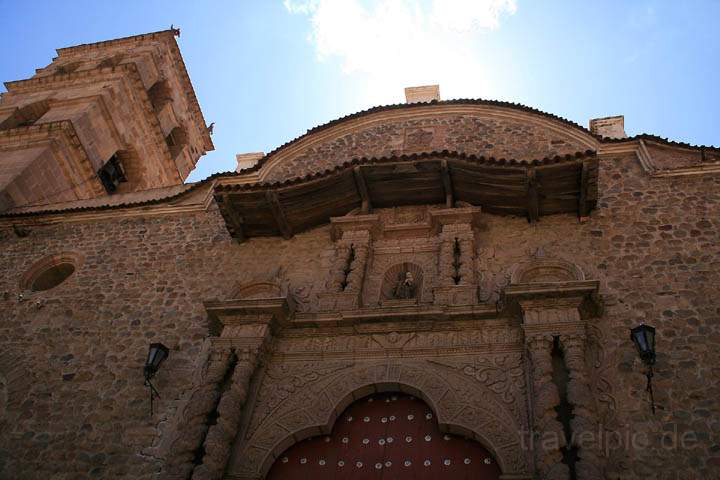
[578,160,589,221]
[441,159,454,208]
[265,190,293,239]
[353,166,371,213]
[526,168,540,223]
[219,193,245,242]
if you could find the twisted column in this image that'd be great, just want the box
[526,334,570,480]
[438,234,456,285]
[561,335,604,480]
[191,348,259,480]
[329,244,351,292]
[345,242,368,292]
[457,237,474,285]
[164,346,233,479]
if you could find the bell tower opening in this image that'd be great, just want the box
[0,29,214,213]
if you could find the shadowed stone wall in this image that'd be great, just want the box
[0,149,718,479]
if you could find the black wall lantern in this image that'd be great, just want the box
[630,324,656,414]
[144,343,169,415]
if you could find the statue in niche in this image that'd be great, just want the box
[393,271,416,299]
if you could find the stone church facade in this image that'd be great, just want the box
[0,30,718,480]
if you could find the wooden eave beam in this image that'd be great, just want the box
[578,159,590,220]
[526,167,540,223]
[440,159,454,208]
[219,193,246,242]
[265,190,293,239]
[353,166,372,213]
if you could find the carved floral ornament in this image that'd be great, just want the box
[195,256,608,479]
[226,360,532,479]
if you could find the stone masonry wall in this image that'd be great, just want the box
[0,204,332,479]
[263,113,589,181]
[0,149,718,478]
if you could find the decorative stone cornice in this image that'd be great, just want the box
[204,297,294,336]
[598,138,720,177]
[36,27,212,152]
[329,214,379,241]
[0,181,215,224]
[5,63,187,182]
[506,280,601,341]
[428,205,482,231]
[292,303,499,328]
[0,119,104,200]
[505,280,601,318]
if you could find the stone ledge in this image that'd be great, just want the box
[504,279,603,323]
[292,303,500,328]
[204,297,294,334]
[433,284,478,306]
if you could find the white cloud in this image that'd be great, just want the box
[284,0,517,105]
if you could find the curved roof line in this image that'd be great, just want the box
[236,98,718,176]
[1,149,595,218]
[217,149,597,192]
[615,133,719,150]
[238,98,599,175]
[3,99,718,219]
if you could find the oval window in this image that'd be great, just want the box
[30,262,76,291]
[20,253,82,292]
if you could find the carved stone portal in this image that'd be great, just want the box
[226,360,531,479]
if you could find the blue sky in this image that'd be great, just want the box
[1,0,718,182]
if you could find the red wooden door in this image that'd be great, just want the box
[266,392,502,479]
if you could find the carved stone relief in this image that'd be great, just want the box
[365,247,437,307]
[275,325,523,359]
[227,358,531,479]
[381,262,422,301]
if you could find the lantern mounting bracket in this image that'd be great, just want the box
[630,324,657,414]
[143,342,169,416]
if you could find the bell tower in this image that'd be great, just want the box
[0,28,213,212]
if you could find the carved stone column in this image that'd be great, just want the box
[438,229,456,285]
[457,235,475,285]
[561,335,603,480]
[320,216,378,311]
[191,340,265,480]
[505,280,604,480]
[186,298,292,480]
[328,243,351,292]
[430,207,480,306]
[345,235,369,292]
[526,333,570,480]
[163,346,234,479]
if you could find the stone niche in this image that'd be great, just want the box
[318,205,482,311]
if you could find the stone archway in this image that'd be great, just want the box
[509,258,585,284]
[265,391,503,479]
[226,360,531,479]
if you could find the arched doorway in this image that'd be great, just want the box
[266,392,502,479]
